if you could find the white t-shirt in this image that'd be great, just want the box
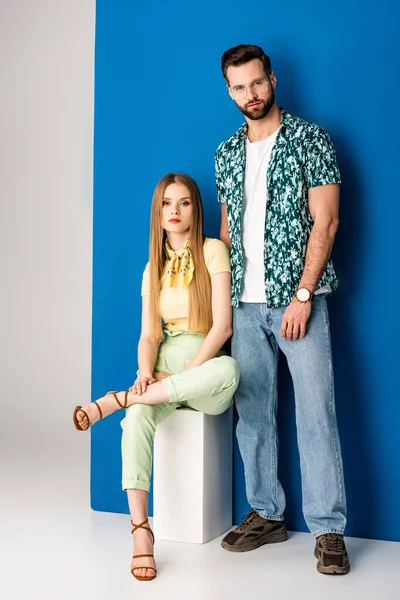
[240,129,279,302]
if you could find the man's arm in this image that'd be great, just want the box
[298,183,339,291]
[220,203,231,249]
[280,183,340,341]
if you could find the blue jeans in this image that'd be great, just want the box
[232,296,347,536]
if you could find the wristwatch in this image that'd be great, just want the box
[295,287,315,303]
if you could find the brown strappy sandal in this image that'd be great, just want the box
[72,391,130,431]
[131,518,157,582]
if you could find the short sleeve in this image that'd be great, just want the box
[304,127,341,189]
[141,263,150,296]
[215,149,226,204]
[204,238,231,276]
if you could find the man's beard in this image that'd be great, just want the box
[237,89,275,121]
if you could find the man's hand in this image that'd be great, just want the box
[280,299,312,341]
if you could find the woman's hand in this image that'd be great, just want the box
[129,375,156,396]
[129,372,170,396]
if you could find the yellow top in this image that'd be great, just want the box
[141,238,231,332]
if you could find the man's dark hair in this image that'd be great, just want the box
[221,44,272,82]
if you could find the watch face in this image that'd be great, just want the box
[297,288,310,302]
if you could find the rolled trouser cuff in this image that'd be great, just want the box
[161,376,178,403]
[122,478,151,492]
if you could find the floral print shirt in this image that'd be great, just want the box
[215,109,341,308]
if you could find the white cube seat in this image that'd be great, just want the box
[153,406,233,544]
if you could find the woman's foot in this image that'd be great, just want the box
[74,391,130,430]
[131,526,156,580]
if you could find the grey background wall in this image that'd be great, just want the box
[0,0,95,533]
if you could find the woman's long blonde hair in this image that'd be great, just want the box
[149,173,212,340]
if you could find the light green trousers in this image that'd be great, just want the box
[121,331,240,491]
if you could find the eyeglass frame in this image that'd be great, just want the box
[227,74,272,100]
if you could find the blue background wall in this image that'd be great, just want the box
[91,0,400,541]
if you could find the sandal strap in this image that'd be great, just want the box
[131,519,155,545]
[73,406,89,431]
[108,391,129,409]
[93,401,103,420]
[131,566,157,574]
[132,551,156,576]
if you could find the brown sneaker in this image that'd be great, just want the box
[221,509,288,552]
[315,533,350,575]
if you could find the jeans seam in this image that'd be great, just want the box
[323,301,345,509]
[269,340,280,515]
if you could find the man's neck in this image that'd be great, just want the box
[246,104,282,143]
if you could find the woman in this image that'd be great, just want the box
[73,173,239,581]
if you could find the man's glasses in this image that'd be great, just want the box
[228,77,270,101]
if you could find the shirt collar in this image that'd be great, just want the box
[236,108,293,141]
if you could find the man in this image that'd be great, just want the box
[215,44,349,575]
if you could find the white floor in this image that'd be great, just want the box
[1,459,399,600]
